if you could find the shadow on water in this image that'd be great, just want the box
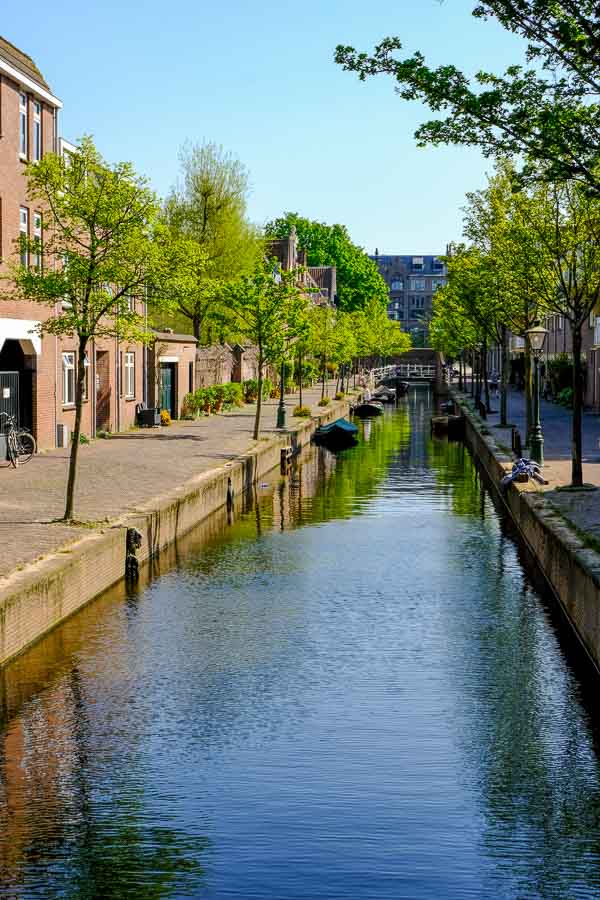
[2,389,600,898]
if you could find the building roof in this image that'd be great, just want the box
[152,330,198,344]
[0,36,51,90]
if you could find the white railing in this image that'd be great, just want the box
[370,364,437,380]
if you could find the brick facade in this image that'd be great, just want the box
[0,37,146,447]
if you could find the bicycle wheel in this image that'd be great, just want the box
[7,432,18,468]
[16,431,36,464]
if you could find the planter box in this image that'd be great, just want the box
[137,408,161,428]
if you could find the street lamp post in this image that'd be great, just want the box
[276,359,286,429]
[526,322,549,465]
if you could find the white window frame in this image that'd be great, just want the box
[411,278,425,291]
[81,352,90,401]
[19,92,28,158]
[33,100,41,161]
[124,351,135,399]
[19,207,28,267]
[33,211,42,269]
[62,352,75,406]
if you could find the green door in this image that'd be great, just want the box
[160,363,175,417]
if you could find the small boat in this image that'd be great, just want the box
[353,400,384,418]
[313,417,359,450]
[373,387,396,404]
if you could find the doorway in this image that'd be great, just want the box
[96,350,111,432]
[0,339,33,431]
[159,362,176,418]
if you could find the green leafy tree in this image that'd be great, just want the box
[150,228,213,340]
[163,142,262,342]
[10,137,161,522]
[335,2,600,192]
[222,259,308,439]
[265,213,388,311]
[517,178,600,486]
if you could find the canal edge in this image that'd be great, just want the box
[453,390,600,676]
[0,397,358,668]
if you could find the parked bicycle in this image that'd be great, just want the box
[0,412,36,468]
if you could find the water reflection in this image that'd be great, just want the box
[1,390,600,899]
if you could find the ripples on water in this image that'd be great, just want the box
[1,390,600,899]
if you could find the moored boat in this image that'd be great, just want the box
[373,387,396,404]
[353,401,384,418]
[313,417,359,450]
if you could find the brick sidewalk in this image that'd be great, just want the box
[0,382,343,579]
[460,384,600,543]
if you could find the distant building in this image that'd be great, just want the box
[370,252,448,341]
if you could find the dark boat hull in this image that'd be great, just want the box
[353,402,384,418]
[313,418,359,449]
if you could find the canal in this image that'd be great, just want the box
[1,391,600,899]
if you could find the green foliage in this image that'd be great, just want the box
[335,3,600,193]
[557,387,574,408]
[293,405,311,417]
[185,382,245,416]
[264,212,388,311]
[8,136,162,521]
[547,354,574,394]
[318,397,331,407]
[161,142,262,341]
[335,391,344,400]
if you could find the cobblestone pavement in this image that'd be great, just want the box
[0,383,343,579]
[462,384,600,543]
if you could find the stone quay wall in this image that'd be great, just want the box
[454,392,600,674]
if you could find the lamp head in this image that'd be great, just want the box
[526,322,548,357]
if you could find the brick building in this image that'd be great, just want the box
[0,37,146,448]
[370,252,448,341]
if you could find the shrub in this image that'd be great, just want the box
[557,387,574,408]
[293,404,311,417]
[334,391,344,400]
[160,409,172,426]
[318,397,330,407]
[182,392,197,418]
[243,379,259,402]
[73,432,90,445]
[224,382,244,408]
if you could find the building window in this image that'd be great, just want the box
[390,279,403,291]
[63,352,75,406]
[19,207,28,267]
[432,278,445,290]
[19,93,28,157]
[33,212,42,269]
[412,257,424,271]
[124,351,135,398]
[33,101,41,161]
[411,279,425,291]
[81,353,89,401]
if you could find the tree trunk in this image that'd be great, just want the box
[192,316,201,342]
[321,357,327,400]
[253,350,264,441]
[64,336,88,521]
[572,324,584,487]
[298,350,303,408]
[500,325,508,427]
[482,339,491,413]
[470,350,475,397]
[525,345,532,445]
[458,353,464,392]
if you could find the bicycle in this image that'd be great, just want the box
[0,412,36,468]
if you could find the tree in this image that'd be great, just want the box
[308,304,338,400]
[462,162,552,428]
[10,137,161,521]
[335,3,600,192]
[163,142,262,342]
[151,228,213,341]
[518,178,600,486]
[264,213,388,311]
[222,259,308,439]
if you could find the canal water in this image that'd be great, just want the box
[1,391,600,899]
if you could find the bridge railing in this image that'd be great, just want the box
[369,364,437,380]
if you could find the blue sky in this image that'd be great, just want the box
[5,1,525,253]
